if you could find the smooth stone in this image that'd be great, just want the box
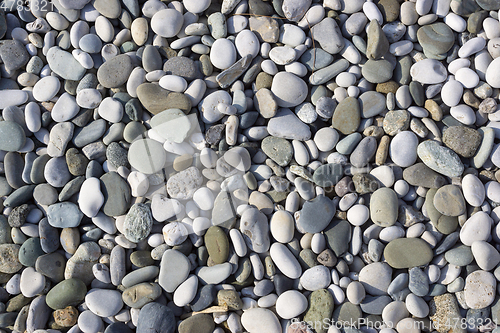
[433,185,466,217]
[46,278,86,309]
[462,174,485,207]
[73,119,107,148]
[97,54,133,88]
[270,243,302,279]
[46,47,86,81]
[332,97,361,135]
[158,249,190,293]
[0,39,29,71]
[409,267,429,297]
[0,90,28,110]
[199,90,232,124]
[350,136,377,167]
[122,282,162,308]
[417,23,454,58]
[464,271,496,309]
[151,9,183,38]
[366,20,389,60]
[240,207,270,253]
[0,121,26,152]
[151,109,191,143]
[300,48,334,71]
[205,226,229,264]
[191,284,217,312]
[359,296,391,317]
[298,195,336,233]
[417,140,464,178]
[47,122,74,158]
[370,188,398,227]
[362,59,393,83]
[324,219,351,257]
[410,59,448,84]
[270,72,308,108]
[261,136,293,167]
[178,314,215,333]
[276,290,308,319]
[100,172,131,216]
[196,263,232,284]
[310,18,344,54]
[390,131,418,167]
[384,238,433,269]
[267,108,311,141]
[128,139,166,174]
[33,76,60,102]
[486,57,500,88]
[84,288,123,317]
[359,91,386,118]
[47,202,83,228]
[210,38,237,70]
[300,265,331,291]
[136,302,175,333]
[241,308,281,333]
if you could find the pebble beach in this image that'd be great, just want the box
[1,0,500,332]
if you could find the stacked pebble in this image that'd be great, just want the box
[1,0,500,333]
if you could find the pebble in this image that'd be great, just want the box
[384,238,433,269]
[464,271,496,309]
[86,289,124,317]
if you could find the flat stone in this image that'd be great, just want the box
[443,126,481,158]
[464,271,496,309]
[158,249,190,293]
[240,207,270,253]
[362,59,394,83]
[0,39,29,71]
[46,47,86,81]
[46,278,86,310]
[205,226,229,264]
[310,18,344,55]
[100,172,131,217]
[324,219,351,257]
[178,314,215,333]
[417,140,464,178]
[47,202,83,228]
[136,302,175,333]
[332,97,361,135]
[261,136,293,167]
[97,54,133,88]
[267,108,311,141]
[384,238,433,269]
[298,195,336,233]
[417,23,455,59]
[433,185,466,217]
[0,121,26,152]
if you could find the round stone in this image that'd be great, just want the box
[151,9,184,38]
[433,185,466,217]
[128,139,166,174]
[275,290,308,319]
[270,72,308,108]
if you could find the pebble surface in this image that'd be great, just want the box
[0,0,499,332]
